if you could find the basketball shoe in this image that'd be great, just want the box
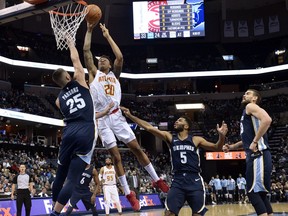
[126,191,140,211]
[152,179,170,193]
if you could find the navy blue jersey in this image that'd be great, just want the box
[58,80,94,124]
[170,134,201,174]
[240,108,270,153]
[75,165,94,191]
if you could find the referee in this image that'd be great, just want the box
[11,163,33,216]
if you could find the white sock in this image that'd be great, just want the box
[105,201,110,215]
[116,201,122,213]
[144,163,160,181]
[118,175,131,195]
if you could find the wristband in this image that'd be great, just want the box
[253,140,258,144]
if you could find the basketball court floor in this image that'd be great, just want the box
[82,203,288,216]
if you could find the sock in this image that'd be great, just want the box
[105,201,110,215]
[116,201,122,213]
[91,205,98,216]
[50,211,60,216]
[118,175,130,195]
[144,163,160,181]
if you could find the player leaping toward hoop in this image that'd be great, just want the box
[83,22,169,211]
[50,36,97,216]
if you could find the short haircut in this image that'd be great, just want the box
[180,115,193,131]
[249,89,262,104]
[52,68,66,87]
[100,55,113,68]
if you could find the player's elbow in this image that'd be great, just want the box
[116,55,123,62]
[264,116,272,127]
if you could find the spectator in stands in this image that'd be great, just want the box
[38,187,49,197]
[0,183,4,193]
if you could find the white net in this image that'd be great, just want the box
[49,1,87,50]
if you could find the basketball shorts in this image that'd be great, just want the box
[246,150,272,193]
[103,185,120,203]
[165,172,208,215]
[59,122,97,165]
[69,190,94,210]
[97,109,136,149]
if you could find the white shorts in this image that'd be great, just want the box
[97,109,136,149]
[103,185,120,203]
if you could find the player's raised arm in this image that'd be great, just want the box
[83,22,98,84]
[66,37,87,88]
[121,106,172,144]
[100,23,123,79]
[195,121,228,151]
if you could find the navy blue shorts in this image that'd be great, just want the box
[246,150,272,193]
[166,172,207,215]
[59,123,95,166]
[69,190,94,210]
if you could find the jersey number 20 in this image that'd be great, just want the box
[104,84,115,96]
[66,93,86,114]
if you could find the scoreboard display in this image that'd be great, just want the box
[133,0,205,40]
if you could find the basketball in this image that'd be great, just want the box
[23,0,48,5]
[85,4,102,25]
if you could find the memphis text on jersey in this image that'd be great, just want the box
[173,145,195,151]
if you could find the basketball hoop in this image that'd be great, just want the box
[49,0,87,50]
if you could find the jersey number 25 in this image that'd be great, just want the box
[66,93,86,114]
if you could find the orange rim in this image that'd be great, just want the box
[49,0,87,16]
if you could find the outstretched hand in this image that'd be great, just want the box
[222,144,230,153]
[87,22,97,31]
[100,23,110,39]
[65,34,74,47]
[120,106,132,117]
[217,121,228,136]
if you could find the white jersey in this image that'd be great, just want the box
[103,165,117,185]
[90,70,121,112]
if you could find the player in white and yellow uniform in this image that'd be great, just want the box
[83,22,169,210]
[99,158,122,216]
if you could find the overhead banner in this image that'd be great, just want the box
[206,151,246,160]
[0,194,162,215]
[238,20,248,37]
[269,15,280,33]
[224,20,234,37]
[254,18,264,36]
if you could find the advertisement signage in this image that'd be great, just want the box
[0,194,162,215]
[206,151,246,160]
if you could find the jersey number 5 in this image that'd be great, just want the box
[104,84,115,96]
[180,151,187,164]
[66,93,86,114]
